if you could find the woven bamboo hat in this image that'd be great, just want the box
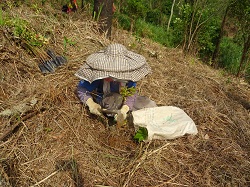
[75,43,151,83]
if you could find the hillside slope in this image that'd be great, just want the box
[0,3,250,187]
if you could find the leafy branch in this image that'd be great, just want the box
[120,86,136,98]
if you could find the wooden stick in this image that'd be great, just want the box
[30,160,74,187]
[30,170,59,187]
[0,108,45,142]
[100,108,119,114]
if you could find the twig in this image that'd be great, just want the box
[30,160,72,187]
[29,170,59,187]
[122,143,172,187]
[0,108,45,142]
[100,108,119,114]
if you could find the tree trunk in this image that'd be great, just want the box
[237,35,250,77]
[81,0,84,9]
[167,0,176,33]
[212,5,229,68]
[93,0,114,39]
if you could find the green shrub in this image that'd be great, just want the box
[172,17,185,46]
[121,0,147,19]
[115,13,132,31]
[147,24,171,46]
[198,19,220,59]
[134,19,172,47]
[218,37,242,74]
[2,15,48,47]
[134,19,153,38]
[145,9,162,25]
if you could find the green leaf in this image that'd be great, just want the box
[120,86,136,98]
[43,127,53,132]
[134,127,148,142]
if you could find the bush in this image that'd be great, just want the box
[172,17,185,46]
[198,19,220,60]
[145,9,162,25]
[134,19,171,47]
[218,37,242,74]
[134,19,153,38]
[115,13,132,31]
[147,24,171,47]
[121,0,147,19]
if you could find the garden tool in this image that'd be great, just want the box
[21,41,67,73]
[39,49,67,73]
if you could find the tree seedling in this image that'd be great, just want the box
[120,86,136,98]
[134,127,148,143]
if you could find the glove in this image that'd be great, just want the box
[116,105,130,126]
[86,98,102,116]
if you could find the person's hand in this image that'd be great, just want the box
[116,105,130,126]
[86,98,102,116]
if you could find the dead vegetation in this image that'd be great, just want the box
[0,2,250,187]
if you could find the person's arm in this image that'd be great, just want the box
[116,81,137,125]
[77,80,103,116]
[77,80,99,104]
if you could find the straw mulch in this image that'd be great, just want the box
[0,2,249,187]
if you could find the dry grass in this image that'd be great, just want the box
[0,2,250,187]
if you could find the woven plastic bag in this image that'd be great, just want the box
[132,106,198,140]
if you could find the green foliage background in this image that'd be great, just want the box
[219,37,242,74]
[110,0,248,80]
[1,0,249,80]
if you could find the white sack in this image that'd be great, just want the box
[132,106,198,140]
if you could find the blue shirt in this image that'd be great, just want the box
[77,79,137,109]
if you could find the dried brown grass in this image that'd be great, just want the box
[0,2,250,187]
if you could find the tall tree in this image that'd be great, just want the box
[180,0,230,55]
[212,4,230,67]
[167,0,176,33]
[182,0,211,54]
[93,0,114,39]
[238,35,250,77]
[229,0,250,76]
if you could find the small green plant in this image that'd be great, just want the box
[31,3,42,14]
[6,1,14,9]
[93,3,104,21]
[4,17,48,47]
[0,8,3,26]
[189,57,196,65]
[63,36,76,52]
[41,0,47,5]
[43,127,53,132]
[120,86,136,98]
[134,127,148,143]
[226,77,232,84]
[14,113,21,122]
